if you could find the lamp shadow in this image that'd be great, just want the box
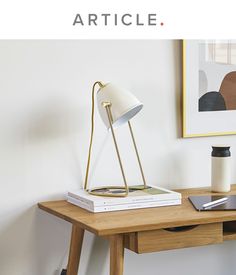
[0,204,71,275]
[25,97,84,142]
[84,236,109,275]
[6,95,86,147]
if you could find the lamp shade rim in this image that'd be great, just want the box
[110,103,143,128]
[97,82,143,128]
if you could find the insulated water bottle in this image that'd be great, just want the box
[211,145,231,193]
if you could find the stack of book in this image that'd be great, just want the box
[67,185,181,213]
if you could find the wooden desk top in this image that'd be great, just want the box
[38,185,236,236]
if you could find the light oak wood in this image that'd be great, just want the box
[223,231,236,241]
[67,224,84,275]
[110,235,124,275]
[125,223,222,253]
[38,185,236,275]
[124,233,137,252]
[38,185,236,236]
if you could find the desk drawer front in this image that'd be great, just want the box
[125,223,222,253]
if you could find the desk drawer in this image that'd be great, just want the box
[125,223,222,253]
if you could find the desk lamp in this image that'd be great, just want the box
[84,81,147,197]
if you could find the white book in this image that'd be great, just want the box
[67,195,181,213]
[68,185,181,207]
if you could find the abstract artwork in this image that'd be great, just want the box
[199,41,236,112]
[183,40,236,137]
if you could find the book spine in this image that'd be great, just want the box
[67,196,94,212]
[93,200,181,212]
[68,191,181,207]
[94,201,180,213]
[68,192,94,208]
[67,196,181,213]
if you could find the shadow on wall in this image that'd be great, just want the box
[0,94,111,275]
[36,209,109,275]
[84,236,109,275]
[4,96,86,147]
[0,183,109,275]
[25,97,85,142]
[15,95,84,189]
[0,206,70,275]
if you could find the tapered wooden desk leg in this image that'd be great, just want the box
[110,235,124,275]
[67,224,84,275]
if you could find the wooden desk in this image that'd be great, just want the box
[38,186,236,275]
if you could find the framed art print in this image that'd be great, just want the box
[183,40,236,137]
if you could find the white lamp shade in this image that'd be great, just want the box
[97,83,143,128]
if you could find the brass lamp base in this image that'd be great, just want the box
[88,186,129,197]
[88,185,147,198]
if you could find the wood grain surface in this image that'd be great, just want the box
[67,224,84,275]
[38,185,236,236]
[125,223,222,253]
[110,235,124,275]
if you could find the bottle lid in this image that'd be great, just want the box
[212,145,231,157]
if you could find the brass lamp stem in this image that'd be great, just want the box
[84,81,105,191]
[104,104,129,196]
[128,121,147,189]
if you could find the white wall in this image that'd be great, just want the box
[0,40,236,275]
